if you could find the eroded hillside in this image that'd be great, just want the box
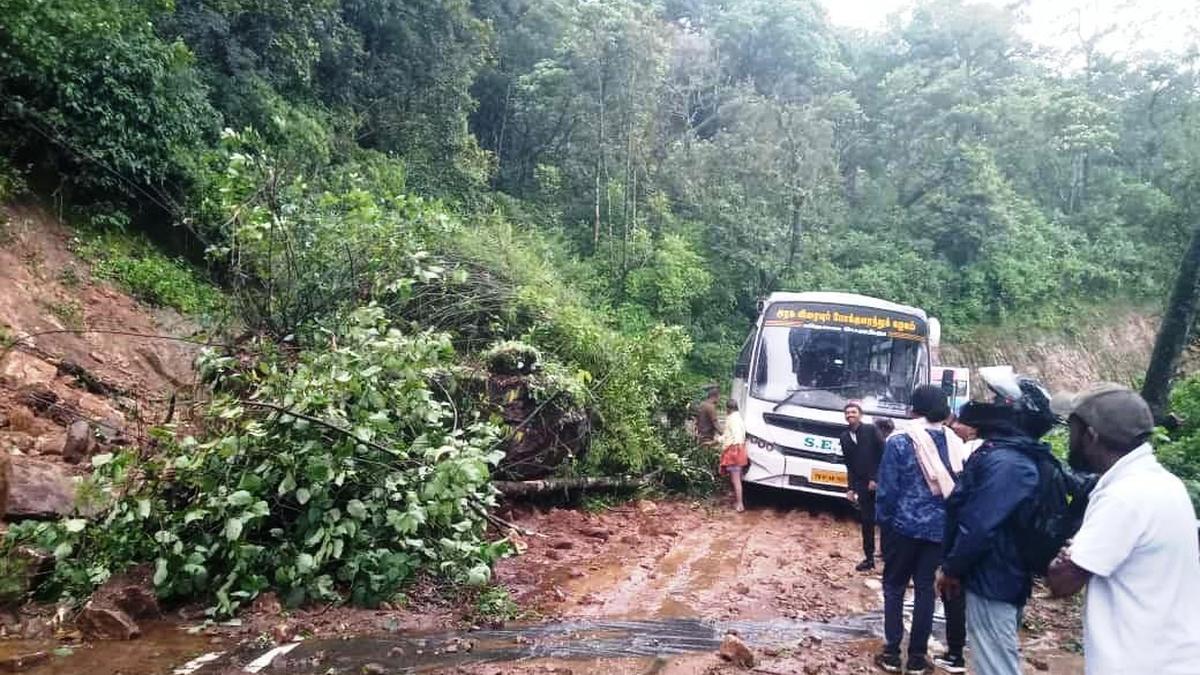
[0,203,201,519]
[943,310,1171,393]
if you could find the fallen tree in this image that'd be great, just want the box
[3,308,510,615]
[494,475,651,497]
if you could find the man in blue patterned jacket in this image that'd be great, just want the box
[874,385,960,674]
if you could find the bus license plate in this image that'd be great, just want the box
[810,469,847,487]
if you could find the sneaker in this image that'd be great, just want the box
[905,655,932,674]
[855,558,876,572]
[874,651,902,673]
[932,653,966,673]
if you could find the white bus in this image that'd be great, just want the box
[731,291,965,497]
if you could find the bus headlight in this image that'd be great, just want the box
[747,434,777,452]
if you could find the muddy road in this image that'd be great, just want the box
[498,497,878,623]
[478,495,1083,674]
[7,492,1085,674]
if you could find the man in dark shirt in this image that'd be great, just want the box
[695,386,720,444]
[840,402,884,571]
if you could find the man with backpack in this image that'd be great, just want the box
[936,371,1058,675]
[1047,384,1200,674]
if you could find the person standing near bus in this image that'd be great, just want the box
[695,386,720,446]
[932,412,982,674]
[875,386,961,674]
[936,403,1033,675]
[719,399,748,512]
[841,402,885,571]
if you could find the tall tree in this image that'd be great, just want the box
[1143,221,1200,420]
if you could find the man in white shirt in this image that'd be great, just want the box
[1047,384,1200,675]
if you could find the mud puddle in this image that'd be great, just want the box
[190,614,891,674]
[0,624,226,675]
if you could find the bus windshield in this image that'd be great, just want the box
[749,303,927,417]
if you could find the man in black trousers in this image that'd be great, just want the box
[840,402,885,571]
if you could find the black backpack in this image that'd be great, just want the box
[1008,443,1090,576]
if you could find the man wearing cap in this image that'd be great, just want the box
[936,400,1042,675]
[1047,384,1200,674]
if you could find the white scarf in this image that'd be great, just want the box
[907,426,965,498]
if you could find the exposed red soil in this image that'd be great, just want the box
[496,499,879,623]
[0,203,201,470]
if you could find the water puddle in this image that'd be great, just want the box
[0,624,224,675]
[3,605,943,673]
[215,614,897,674]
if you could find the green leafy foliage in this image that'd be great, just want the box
[1157,375,1200,511]
[0,158,27,203]
[473,0,1199,366]
[467,585,522,624]
[484,341,542,376]
[658,427,722,496]
[0,554,32,606]
[194,131,691,476]
[72,217,223,315]
[6,0,1195,380]
[44,299,84,331]
[0,0,215,199]
[5,307,511,615]
[196,130,448,337]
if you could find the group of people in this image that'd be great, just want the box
[697,378,1200,673]
[840,382,1200,674]
[696,386,748,512]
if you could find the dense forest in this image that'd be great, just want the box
[6,0,1200,358]
[2,0,1200,613]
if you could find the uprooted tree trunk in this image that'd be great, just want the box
[494,475,651,497]
[1143,220,1200,422]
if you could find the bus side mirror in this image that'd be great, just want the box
[940,369,955,396]
[733,363,749,378]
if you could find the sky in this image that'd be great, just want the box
[819,0,1200,61]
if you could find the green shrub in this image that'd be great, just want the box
[1157,374,1200,512]
[5,307,512,614]
[73,222,223,315]
[0,159,27,203]
[44,299,84,331]
[57,265,83,288]
[468,585,522,623]
[484,341,542,375]
[200,139,692,476]
[0,0,214,198]
[0,555,31,607]
[658,427,721,496]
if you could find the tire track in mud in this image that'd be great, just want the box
[534,502,877,624]
[565,508,756,619]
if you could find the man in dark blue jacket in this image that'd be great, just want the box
[937,403,1041,675]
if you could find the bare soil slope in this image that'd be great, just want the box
[942,311,1168,393]
[0,203,201,516]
